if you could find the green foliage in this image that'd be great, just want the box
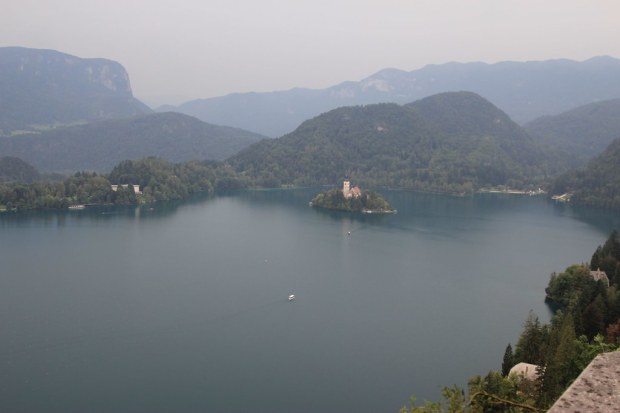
[0,112,266,172]
[550,138,620,210]
[513,312,547,365]
[0,172,112,210]
[0,156,40,183]
[108,158,248,202]
[468,371,539,413]
[400,377,542,413]
[400,386,467,413]
[590,230,620,286]
[229,93,560,194]
[545,265,597,307]
[501,344,515,376]
[525,99,620,167]
[0,157,250,211]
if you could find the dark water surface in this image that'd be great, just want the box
[1,189,617,413]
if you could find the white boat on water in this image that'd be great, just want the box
[288,294,295,301]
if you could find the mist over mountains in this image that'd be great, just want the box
[163,56,620,137]
[525,98,620,166]
[228,92,559,192]
[2,45,620,209]
[0,47,151,134]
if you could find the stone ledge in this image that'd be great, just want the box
[547,351,620,412]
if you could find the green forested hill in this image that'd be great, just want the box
[551,138,620,209]
[525,99,620,166]
[0,156,40,183]
[0,112,266,173]
[229,92,558,193]
[406,92,553,184]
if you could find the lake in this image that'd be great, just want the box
[0,189,617,413]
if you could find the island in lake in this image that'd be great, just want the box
[310,179,396,213]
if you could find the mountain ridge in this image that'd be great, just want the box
[525,98,620,166]
[551,137,620,209]
[164,56,620,137]
[0,47,151,134]
[228,91,558,192]
[0,112,266,173]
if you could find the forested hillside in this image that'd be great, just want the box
[525,98,620,166]
[0,157,40,183]
[229,92,559,193]
[0,157,248,211]
[551,138,620,209]
[0,112,266,172]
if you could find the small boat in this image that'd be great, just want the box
[288,294,295,301]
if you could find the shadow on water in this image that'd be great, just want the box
[551,201,620,234]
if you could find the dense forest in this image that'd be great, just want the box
[0,112,266,172]
[229,92,563,194]
[0,156,40,183]
[550,138,620,209]
[0,157,248,211]
[401,231,620,412]
[525,98,620,167]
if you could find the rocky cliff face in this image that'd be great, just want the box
[0,47,151,134]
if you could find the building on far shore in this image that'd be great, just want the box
[590,268,610,287]
[111,184,141,195]
[342,179,361,199]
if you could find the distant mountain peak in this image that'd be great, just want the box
[0,46,151,134]
[166,56,620,137]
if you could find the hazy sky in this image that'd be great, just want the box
[3,0,619,106]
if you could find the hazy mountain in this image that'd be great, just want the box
[525,99,620,165]
[0,112,266,173]
[165,56,620,137]
[0,47,151,134]
[228,92,557,192]
[0,156,40,183]
[551,138,620,209]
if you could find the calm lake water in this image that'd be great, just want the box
[1,189,618,413]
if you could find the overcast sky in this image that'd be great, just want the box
[3,0,619,106]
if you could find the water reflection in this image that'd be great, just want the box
[0,193,216,227]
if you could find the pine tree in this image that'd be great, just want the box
[501,344,514,376]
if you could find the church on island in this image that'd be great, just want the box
[342,179,361,199]
[310,178,394,213]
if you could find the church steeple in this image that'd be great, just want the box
[342,179,351,198]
